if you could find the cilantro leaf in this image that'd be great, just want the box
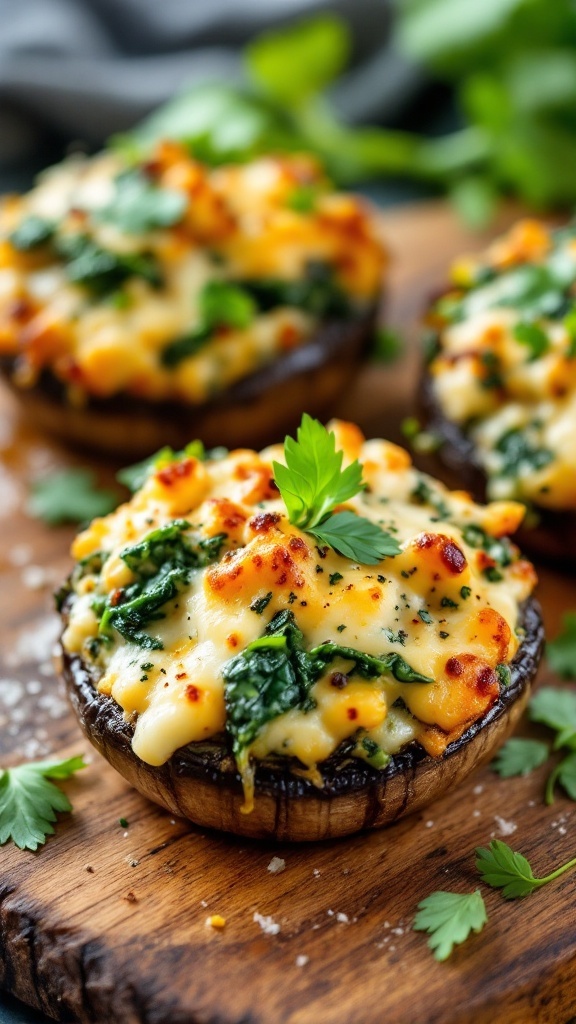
[310,511,401,565]
[476,839,576,899]
[98,168,187,234]
[273,415,400,565]
[0,755,87,851]
[491,737,550,778]
[413,890,487,961]
[27,468,119,525]
[554,751,576,799]
[546,613,576,678]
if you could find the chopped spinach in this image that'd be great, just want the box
[250,592,273,615]
[55,234,162,296]
[10,216,54,251]
[93,521,226,648]
[239,260,350,318]
[410,477,450,519]
[160,280,257,367]
[223,610,433,763]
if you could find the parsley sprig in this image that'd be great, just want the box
[27,468,119,526]
[0,755,87,851]
[413,890,487,961]
[415,840,576,960]
[476,840,576,900]
[273,415,401,565]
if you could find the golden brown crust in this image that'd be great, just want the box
[61,597,544,842]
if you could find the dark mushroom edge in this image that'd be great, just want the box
[61,595,544,843]
[2,309,376,457]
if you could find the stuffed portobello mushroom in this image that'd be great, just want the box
[0,143,386,455]
[58,416,542,841]
[421,218,576,563]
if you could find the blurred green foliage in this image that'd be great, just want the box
[112,5,576,224]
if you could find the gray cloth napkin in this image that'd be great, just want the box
[0,0,420,160]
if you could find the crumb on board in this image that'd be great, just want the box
[253,912,280,936]
[123,892,138,904]
[206,915,226,930]
[494,815,517,837]
[267,857,286,874]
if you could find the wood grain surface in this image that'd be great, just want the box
[1,201,576,1024]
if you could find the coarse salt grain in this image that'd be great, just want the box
[494,815,517,837]
[22,565,50,590]
[253,912,280,936]
[336,913,349,924]
[295,955,309,968]
[267,857,286,874]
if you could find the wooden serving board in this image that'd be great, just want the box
[2,201,576,1024]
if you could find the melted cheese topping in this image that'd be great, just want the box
[429,219,576,510]
[0,143,386,403]
[62,420,537,803]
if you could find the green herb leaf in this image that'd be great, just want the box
[546,613,576,678]
[491,737,549,778]
[512,321,550,361]
[273,415,400,564]
[160,280,257,367]
[117,441,207,493]
[371,328,403,363]
[529,686,576,732]
[476,839,576,899]
[98,168,187,234]
[246,14,349,106]
[10,215,54,251]
[494,427,553,479]
[413,890,487,961]
[95,521,226,649]
[27,468,118,525]
[0,755,87,851]
[310,511,401,565]
[55,234,162,297]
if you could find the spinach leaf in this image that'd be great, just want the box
[160,280,257,367]
[97,168,187,234]
[240,260,350,318]
[93,521,226,649]
[55,234,162,297]
[10,216,54,251]
[223,610,433,762]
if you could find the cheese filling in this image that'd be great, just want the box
[429,219,576,510]
[61,420,537,809]
[0,143,386,404]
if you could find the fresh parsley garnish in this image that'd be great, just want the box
[0,755,87,850]
[413,890,487,961]
[546,613,576,678]
[491,738,549,778]
[475,840,576,899]
[273,415,401,565]
[27,468,118,526]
